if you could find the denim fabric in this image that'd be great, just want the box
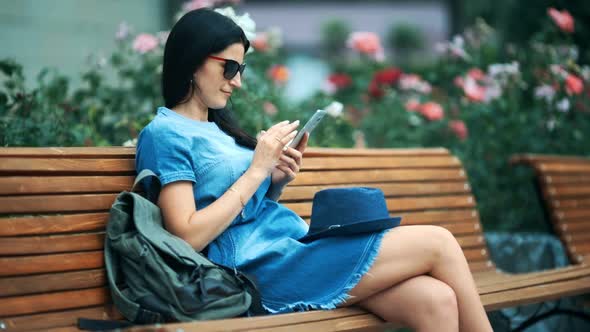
[136,107,386,314]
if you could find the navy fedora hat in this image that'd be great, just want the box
[299,187,402,243]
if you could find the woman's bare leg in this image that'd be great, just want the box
[357,275,459,332]
[339,225,492,332]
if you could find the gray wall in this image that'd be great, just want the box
[0,0,167,87]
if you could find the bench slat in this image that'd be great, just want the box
[551,197,590,209]
[302,156,460,170]
[439,222,482,235]
[287,195,476,217]
[246,314,389,332]
[398,209,478,223]
[0,193,476,215]
[0,176,134,195]
[558,222,590,232]
[293,169,466,185]
[282,181,470,200]
[542,175,590,185]
[0,228,485,258]
[0,269,105,297]
[0,233,104,255]
[0,287,109,317]
[302,147,450,157]
[0,213,109,236]
[0,251,103,277]
[481,276,590,311]
[478,266,590,293]
[563,232,590,245]
[0,158,135,172]
[537,163,590,174]
[126,307,372,332]
[571,243,590,256]
[553,208,590,223]
[0,305,121,332]
[0,194,118,214]
[456,235,485,248]
[544,184,590,198]
[0,147,135,157]
[0,213,481,238]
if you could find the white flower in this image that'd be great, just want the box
[550,64,568,79]
[214,7,256,42]
[116,21,131,40]
[484,83,502,102]
[325,101,343,118]
[556,98,570,113]
[488,61,519,78]
[534,85,556,103]
[434,35,470,60]
[122,138,137,147]
[399,74,431,94]
[320,81,337,95]
[581,66,590,81]
[546,118,556,131]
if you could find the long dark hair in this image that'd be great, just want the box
[162,8,257,149]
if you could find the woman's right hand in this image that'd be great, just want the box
[249,120,300,177]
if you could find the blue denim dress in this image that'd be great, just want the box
[136,107,387,314]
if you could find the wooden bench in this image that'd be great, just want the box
[511,154,590,265]
[2,147,590,332]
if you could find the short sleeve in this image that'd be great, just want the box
[136,123,196,187]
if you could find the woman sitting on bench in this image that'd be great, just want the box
[135,8,493,332]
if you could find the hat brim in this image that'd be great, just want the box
[299,216,402,243]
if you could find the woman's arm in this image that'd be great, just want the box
[158,167,267,252]
[159,121,301,251]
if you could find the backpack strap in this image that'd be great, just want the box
[132,169,162,203]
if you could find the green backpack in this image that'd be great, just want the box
[104,169,266,324]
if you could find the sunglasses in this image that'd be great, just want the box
[208,55,246,80]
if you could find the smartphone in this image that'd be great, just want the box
[287,109,327,148]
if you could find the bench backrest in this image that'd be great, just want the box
[0,147,494,331]
[511,154,590,264]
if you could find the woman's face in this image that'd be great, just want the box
[193,42,245,110]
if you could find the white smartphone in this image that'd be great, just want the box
[288,109,327,148]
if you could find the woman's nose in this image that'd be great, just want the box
[230,72,242,88]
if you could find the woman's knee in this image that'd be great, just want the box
[424,226,462,259]
[426,282,458,317]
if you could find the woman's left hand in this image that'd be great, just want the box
[269,132,309,188]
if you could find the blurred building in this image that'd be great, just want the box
[1,0,450,97]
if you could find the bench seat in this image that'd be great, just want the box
[1,147,589,331]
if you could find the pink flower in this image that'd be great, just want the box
[405,99,421,112]
[419,102,444,121]
[548,8,575,33]
[463,77,487,102]
[449,120,468,140]
[399,74,432,94]
[133,34,159,54]
[467,68,486,81]
[183,0,213,11]
[347,32,384,60]
[252,33,269,52]
[262,101,278,116]
[565,74,584,95]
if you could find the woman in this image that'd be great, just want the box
[135,8,493,332]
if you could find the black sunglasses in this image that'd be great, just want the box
[208,55,246,80]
